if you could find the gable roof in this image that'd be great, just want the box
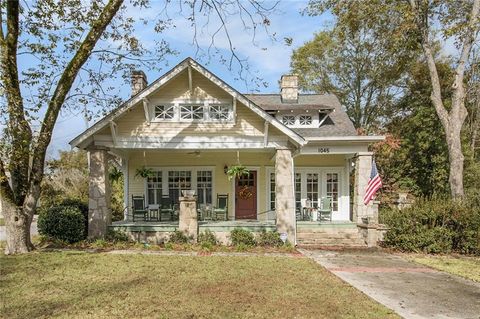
[70,57,305,148]
[246,93,357,137]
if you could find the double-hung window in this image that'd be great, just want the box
[197,171,213,205]
[146,171,162,205]
[168,171,192,203]
[326,173,339,211]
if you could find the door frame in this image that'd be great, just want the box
[231,166,260,220]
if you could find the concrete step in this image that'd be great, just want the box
[297,228,359,234]
[296,229,367,248]
[297,232,360,239]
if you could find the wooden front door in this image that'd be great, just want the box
[235,171,257,219]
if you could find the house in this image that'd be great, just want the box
[70,57,384,247]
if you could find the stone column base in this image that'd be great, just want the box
[179,196,198,241]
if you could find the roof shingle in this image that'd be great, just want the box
[244,93,357,137]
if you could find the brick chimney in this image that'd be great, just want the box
[280,74,298,103]
[131,70,147,96]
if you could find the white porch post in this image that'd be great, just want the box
[122,157,129,221]
[275,148,296,244]
[87,147,111,238]
[353,152,373,224]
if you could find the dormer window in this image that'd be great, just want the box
[282,115,295,126]
[299,115,312,126]
[155,105,175,120]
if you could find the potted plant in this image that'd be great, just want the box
[135,166,154,179]
[226,165,249,181]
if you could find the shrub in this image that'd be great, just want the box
[198,230,217,246]
[58,198,88,234]
[168,230,191,244]
[106,229,130,242]
[230,228,256,246]
[257,230,284,247]
[381,195,480,255]
[38,206,86,243]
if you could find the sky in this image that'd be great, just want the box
[46,0,334,158]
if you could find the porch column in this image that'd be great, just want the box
[87,147,111,238]
[275,148,296,244]
[179,196,198,241]
[353,152,373,224]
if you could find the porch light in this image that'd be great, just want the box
[224,165,228,174]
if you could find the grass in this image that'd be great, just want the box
[0,251,398,319]
[410,254,480,282]
[0,218,4,226]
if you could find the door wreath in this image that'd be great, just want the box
[238,185,253,200]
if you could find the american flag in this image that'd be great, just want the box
[364,159,382,205]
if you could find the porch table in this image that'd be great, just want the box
[302,207,318,221]
[197,204,214,221]
[147,205,160,221]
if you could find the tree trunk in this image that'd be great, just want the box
[3,203,35,254]
[446,125,465,198]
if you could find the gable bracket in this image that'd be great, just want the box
[143,98,151,125]
[188,65,193,96]
[264,121,269,146]
[109,121,118,146]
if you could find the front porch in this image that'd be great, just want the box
[86,147,381,246]
[109,219,362,246]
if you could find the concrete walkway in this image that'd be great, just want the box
[300,249,480,319]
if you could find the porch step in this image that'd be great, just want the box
[296,228,367,248]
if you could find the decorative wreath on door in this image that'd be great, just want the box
[238,185,253,200]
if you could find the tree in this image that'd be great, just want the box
[41,150,89,208]
[407,0,480,198]
[308,0,480,198]
[375,60,453,198]
[0,0,276,254]
[297,0,419,131]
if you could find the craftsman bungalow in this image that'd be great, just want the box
[70,58,384,246]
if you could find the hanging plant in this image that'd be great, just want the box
[135,166,154,179]
[108,166,123,183]
[226,165,249,181]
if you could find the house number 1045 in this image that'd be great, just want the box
[317,147,330,153]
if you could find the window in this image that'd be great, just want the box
[146,171,162,205]
[282,115,295,126]
[269,173,275,210]
[209,105,231,121]
[180,105,204,120]
[197,171,213,206]
[154,105,175,120]
[168,171,192,203]
[306,173,319,208]
[326,173,339,211]
[299,115,312,126]
[295,173,302,214]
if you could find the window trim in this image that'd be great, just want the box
[149,100,234,123]
[266,166,345,215]
[144,166,215,205]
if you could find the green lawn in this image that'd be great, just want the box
[411,254,480,282]
[0,251,398,319]
[0,218,4,226]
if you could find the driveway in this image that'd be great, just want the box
[0,216,38,241]
[300,249,480,319]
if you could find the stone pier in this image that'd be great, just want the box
[87,147,111,238]
[275,148,296,244]
[179,196,198,241]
